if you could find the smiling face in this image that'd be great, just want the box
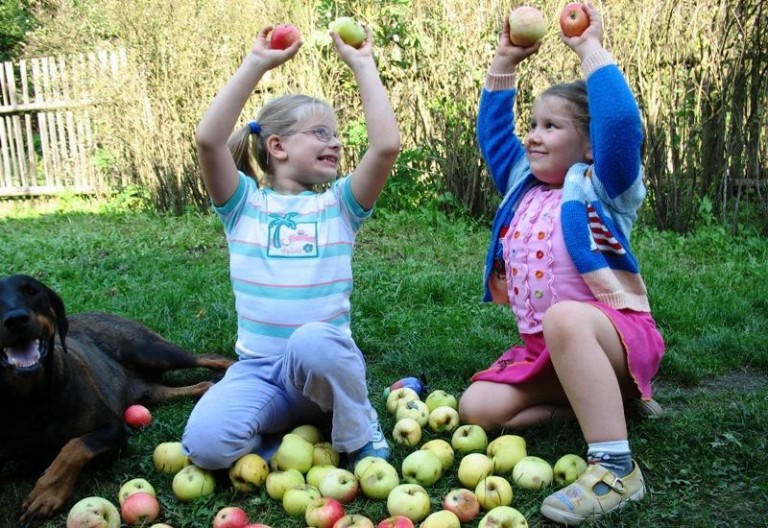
[525,94,592,187]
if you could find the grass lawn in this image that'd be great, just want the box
[1,199,766,527]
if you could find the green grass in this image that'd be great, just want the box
[1,198,766,527]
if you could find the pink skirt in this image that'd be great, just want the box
[470,302,665,400]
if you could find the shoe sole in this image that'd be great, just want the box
[540,486,646,525]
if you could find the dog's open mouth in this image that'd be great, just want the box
[1,338,46,369]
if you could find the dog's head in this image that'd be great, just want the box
[0,274,68,373]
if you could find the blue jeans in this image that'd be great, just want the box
[182,322,378,470]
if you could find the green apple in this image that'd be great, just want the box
[477,505,528,527]
[395,399,430,427]
[400,449,443,487]
[511,456,553,490]
[282,483,321,517]
[553,453,588,486]
[359,459,399,500]
[386,387,420,414]
[392,417,422,447]
[487,435,527,476]
[66,496,120,528]
[333,514,375,527]
[329,17,366,48]
[386,483,431,523]
[457,452,494,489]
[451,424,488,454]
[118,478,155,505]
[291,424,324,444]
[475,476,514,510]
[420,439,454,471]
[229,453,269,493]
[507,6,547,47]
[152,441,190,475]
[274,433,314,473]
[427,405,460,433]
[318,467,359,503]
[171,464,215,501]
[420,509,460,528]
[425,390,458,412]
[313,441,340,467]
[265,468,305,500]
[353,455,388,480]
[306,464,336,488]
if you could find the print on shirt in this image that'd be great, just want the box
[267,212,318,258]
[586,204,626,255]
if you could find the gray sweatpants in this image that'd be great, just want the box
[181,322,378,470]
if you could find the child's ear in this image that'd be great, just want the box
[266,135,289,161]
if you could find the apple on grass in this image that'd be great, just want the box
[451,424,488,454]
[457,452,494,489]
[386,484,431,523]
[359,459,400,500]
[305,497,345,528]
[395,399,429,427]
[318,467,359,503]
[269,24,301,50]
[313,441,341,467]
[152,441,190,475]
[333,514,375,528]
[67,496,120,528]
[507,6,546,47]
[307,464,337,488]
[400,449,443,487]
[420,510,460,528]
[329,17,366,48]
[229,453,269,493]
[560,2,590,38]
[274,433,314,473]
[213,506,250,528]
[487,435,527,476]
[385,387,420,415]
[171,464,216,501]
[292,423,324,444]
[282,483,321,517]
[421,439,454,471]
[265,468,305,500]
[120,492,160,525]
[124,404,152,428]
[353,455,388,480]
[475,476,514,510]
[477,505,528,527]
[427,405,460,433]
[553,453,588,486]
[443,488,481,523]
[118,478,155,505]
[392,417,422,447]
[511,456,553,490]
[424,389,458,412]
[376,516,414,528]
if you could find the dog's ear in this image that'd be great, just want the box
[45,283,69,354]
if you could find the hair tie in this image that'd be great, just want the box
[248,121,261,135]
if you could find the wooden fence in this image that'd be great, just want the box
[0,49,127,198]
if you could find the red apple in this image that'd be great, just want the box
[507,6,546,47]
[269,24,301,50]
[376,516,414,528]
[213,506,250,528]
[120,492,160,525]
[243,525,272,528]
[560,2,589,37]
[124,404,152,428]
[443,488,481,523]
[305,497,345,528]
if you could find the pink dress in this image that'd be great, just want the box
[472,186,664,399]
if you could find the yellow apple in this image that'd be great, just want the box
[425,390,458,412]
[451,424,488,454]
[511,456,553,490]
[420,509,460,528]
[228,453,269,493]
[386,387,420,415]
[475,475,514,510]
[458,452,494,489]
[420,439,454,471]
[274,433,314,474]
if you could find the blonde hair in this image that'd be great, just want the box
[227,94,335,186]
[539,80,590,138]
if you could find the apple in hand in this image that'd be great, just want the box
[560,2,589,37]
[553,453,588,486]
[359,460,400,500]
[305,497,345,528]
[333,514,375,527]
[386,387,420,414]
[171,464,216,501]
[458,452,494,489]
[282,484,321,517]
[443,488,481,523]
[124,404,152,428]
[511,455,553,490]
[67,497,120,528]
[421,439,454,471]
[329,17,366,48]
[400,449,443,487]
[118,478,155,505]
[475,476,514,510]
[451,424,488,454]
[318,468,359,503]
[269,24,301,50]
[152,441,190,475]
[477,505,528,527]
[265,468,305,500]
[120,492,160,526]
[386,484,431,523]
[507,6,547,47]
[392,418,422,447]
[420,510,460,528]
[229,453,269,493]
[376,516,414,528]
[427,406,460,433]
[213,506,250,528]
[424,389,458,412]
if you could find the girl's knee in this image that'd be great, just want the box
[458,386,496,431]
[182,426,255,470]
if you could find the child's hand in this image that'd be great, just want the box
[560,2,604,57]
[248,26,302,69]
[330,25,375,68]
[489,14,541,74]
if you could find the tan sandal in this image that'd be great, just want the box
[540,462,646,525]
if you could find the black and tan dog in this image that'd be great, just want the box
[0,274,234,527]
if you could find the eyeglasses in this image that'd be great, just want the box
[282,126,338,144]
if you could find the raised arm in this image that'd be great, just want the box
[331,27,401,211]
[195,27,301,206]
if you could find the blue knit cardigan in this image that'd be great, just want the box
[477,63,651,312]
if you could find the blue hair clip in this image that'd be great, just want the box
[248,121,261,135]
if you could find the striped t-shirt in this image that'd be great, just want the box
[214,172,370,358]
